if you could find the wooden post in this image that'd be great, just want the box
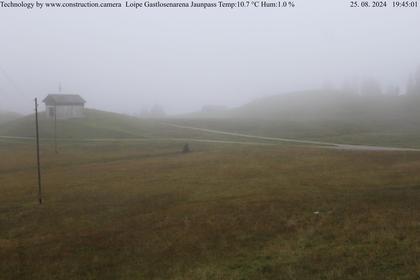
[54,104,57,153]
[35,98,42,204]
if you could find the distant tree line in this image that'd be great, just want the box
[138,104,166,118]
[339,66,420,98]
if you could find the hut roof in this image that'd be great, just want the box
[43,94,86,106]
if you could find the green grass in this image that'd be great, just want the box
[169,118,420,148]
[0,111,21,125]
[0,109,275,145]
[3,106,420,148]
[0,109,174,139]
[173,90,420,149]
[1,139,420,279]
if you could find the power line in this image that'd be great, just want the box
[0,64,29,98]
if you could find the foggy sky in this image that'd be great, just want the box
[1,0,420,114]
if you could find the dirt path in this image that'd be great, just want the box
[163,123,420,152]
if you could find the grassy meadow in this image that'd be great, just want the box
[170,118,420,149]
[1,137,420,279]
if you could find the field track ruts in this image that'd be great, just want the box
[163,123,420,152]
[2,126,420,152]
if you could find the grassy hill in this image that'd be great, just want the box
[183,90,419,122]
[0,111,22,125]
[171,90,420,148]
[231,90,404,121]
[0,109,151,139]
[3,93,420,148]
[0,108,261,143]
[3,100,420,279]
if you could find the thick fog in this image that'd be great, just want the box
[0,0,419,115]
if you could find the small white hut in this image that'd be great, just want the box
[43,94,86,120]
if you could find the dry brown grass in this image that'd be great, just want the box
[1,140,420,279]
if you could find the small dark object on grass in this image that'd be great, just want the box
[182,143,191,153]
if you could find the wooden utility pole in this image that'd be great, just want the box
[55,82,61,153]
[54,104,57,153]
[35,98,42,204]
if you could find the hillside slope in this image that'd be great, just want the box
[171,90,420,148]
[0,109,145,138]
[0,111,22,125]
[0,108,255,142]
[182,90,419,122]
[233,90,416,122]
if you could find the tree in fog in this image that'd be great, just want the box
[408,66,420,95]
[406,77,416,95]
[150,104,166,118]
[340,79,359,95]
[384,85,400,97]
[406,66,420,96]
[139,105,166,118]
[359,78,383,98]
[139,106,149,117]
